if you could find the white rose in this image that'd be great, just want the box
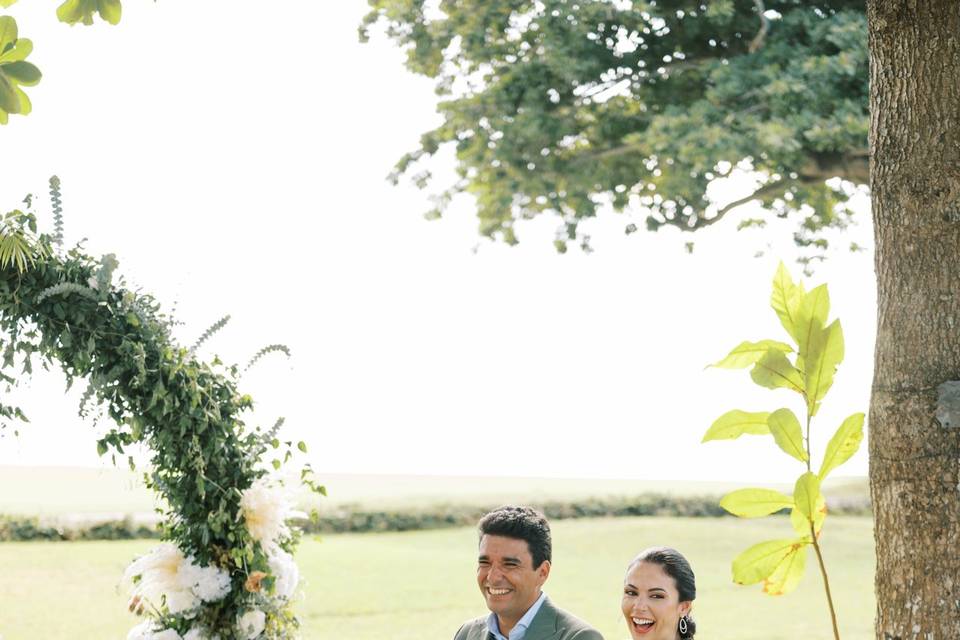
[237,609,266,640]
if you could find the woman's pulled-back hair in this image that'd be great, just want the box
[631,546,697,639]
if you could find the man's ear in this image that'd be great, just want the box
[536,560,551,583]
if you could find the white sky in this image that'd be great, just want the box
[0,2,875,483]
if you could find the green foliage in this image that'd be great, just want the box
[56,0,122,26]
[362,1,868,255]
[704,262,863,638]
[0,16,41,125]
[0,181,311,637]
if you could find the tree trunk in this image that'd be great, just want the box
[868,2,960,638]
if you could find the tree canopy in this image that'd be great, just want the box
[361,0,868,256]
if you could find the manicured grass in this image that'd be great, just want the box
[0,516,874,639]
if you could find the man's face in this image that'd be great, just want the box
[477,534,551,630]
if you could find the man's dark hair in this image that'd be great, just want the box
[478,506,552,568]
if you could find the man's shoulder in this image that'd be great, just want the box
[452,615,489,640]
[538,599,605,639]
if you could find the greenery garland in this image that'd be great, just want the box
[0,181,320,639]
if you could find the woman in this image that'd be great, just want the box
[621,546,696,640]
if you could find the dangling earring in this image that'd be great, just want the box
[678,615,688,635]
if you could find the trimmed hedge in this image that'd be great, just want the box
[0,493,871,542]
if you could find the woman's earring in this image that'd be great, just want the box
[678,615,688,635]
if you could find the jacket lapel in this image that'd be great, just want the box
[523,595,561,640]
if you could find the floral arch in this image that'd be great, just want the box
[0,182,316,640]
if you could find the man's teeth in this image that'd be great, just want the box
[632,618,654,626]
[488,588,511,595]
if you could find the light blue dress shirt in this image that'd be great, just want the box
[485,591,547,640]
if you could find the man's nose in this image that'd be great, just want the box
[485,565,503,583]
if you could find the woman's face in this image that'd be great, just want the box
[622,561,692,640]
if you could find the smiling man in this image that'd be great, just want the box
[454,506,604,640]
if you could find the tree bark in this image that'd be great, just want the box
[868,2,960,638]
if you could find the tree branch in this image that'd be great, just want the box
[748,0,770,54]
[713,177,796,219]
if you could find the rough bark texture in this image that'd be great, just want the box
[868,2,960,638]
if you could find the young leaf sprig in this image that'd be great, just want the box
[704,263,864,640]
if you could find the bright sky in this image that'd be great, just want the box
[0,2,874,483]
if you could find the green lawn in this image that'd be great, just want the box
[0,516,874,639]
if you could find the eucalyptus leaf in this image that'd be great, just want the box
[790,492,827,536]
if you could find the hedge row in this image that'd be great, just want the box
[0,493,871,542]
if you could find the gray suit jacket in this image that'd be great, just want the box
[453,596,603,640]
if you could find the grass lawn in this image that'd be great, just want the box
[0,515,874,639]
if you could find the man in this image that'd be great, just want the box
[454,506,604,640]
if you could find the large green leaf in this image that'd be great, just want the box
[732,538,805,585]
[99,0,122,25]
[711,340,793,369]
[803,318,844,416]
[767,408,808,461]
[793,472,821,522]
[818,412,865,480]
[770,262,806,344]
[795,284,830,359]
[702,409,771,442]
[750,350,805,394]
[0,0,19,7]
[762,543,808,595]
[720,488,794,518]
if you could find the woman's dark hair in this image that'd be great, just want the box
[478,506,551,569]
[631,546,697,639]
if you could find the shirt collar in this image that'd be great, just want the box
[486,591,547,640]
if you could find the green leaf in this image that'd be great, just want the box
[818,412,865,480]
[793,472,821,522]
[720,488,794,518]
[767,408,808,462]
[795,284,830,358]
[0,1,19,8]
[711,340,793,369]
[0,71,19,113]
[0,38,32,64]
[0,16,17,51]
[803,319,844,416]
[750,350,804,394]
[732,538,803,585]
[762,543,808,595]
[790,492,826,536]
[702,409,770,442]
[770,262,805,344]
[2,61,40,85]
[96,440,108,456]
[271,459,281,470]
[99,0,122,25]
[297,441,307,453]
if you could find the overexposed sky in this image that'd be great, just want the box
[0,2,874,483]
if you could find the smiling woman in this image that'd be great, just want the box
[622,547,697,640]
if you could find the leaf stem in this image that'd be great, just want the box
[810,522,841,640]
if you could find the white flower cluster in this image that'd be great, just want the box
[123,543,232,615]
[240,477,303,550]
[123,478,304,639]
